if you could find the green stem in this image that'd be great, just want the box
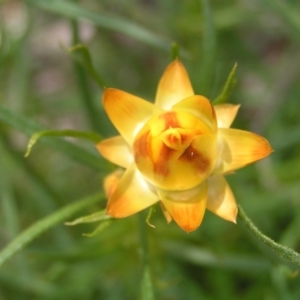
[138,211,149,266]
[238,205,300,266]
[138,211,155,300]
[71,18,101,132]
[0,192,104,269]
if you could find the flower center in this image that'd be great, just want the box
[133,111,217,191]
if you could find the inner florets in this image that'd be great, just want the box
[132,111,217,191]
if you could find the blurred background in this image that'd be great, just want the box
[1,0,300,299]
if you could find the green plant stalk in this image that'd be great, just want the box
[0,193,104,269]
[0,166,35,283]
[71,19,102,132]
[68,44,106,88]
[0,159,20,237]
[140,266,155,300]
[238,205,300,266]
[138,211,149,266]
[138,211,155,300]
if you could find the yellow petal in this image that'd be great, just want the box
[96,136,132,168]
[173,95,217,132]
[214,104,240,128]
[103,169,124,198]
[206,175,237,223]
[155,60,194,110]
[214,128,273,174]
[158,182,208,233]
[103,88,161,144]
[106,164,159,218]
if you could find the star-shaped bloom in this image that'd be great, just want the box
[96,60,272,232]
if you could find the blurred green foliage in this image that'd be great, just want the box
[1,0,300,299]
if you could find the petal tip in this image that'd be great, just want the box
[230,206,238,224]
[182,225,199,233]
[259,138,274,159]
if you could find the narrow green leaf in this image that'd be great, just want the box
[140,266,155,300]
[25,0,172,51]
[25,129,102,157]
[0,193,104,269]
[83,221,111,237]
[0,103,106,171]
[68,44,105,88]
[213,63,237,104]
[65,210,110,225]
[70,20,103,133]
[238,205,300,266]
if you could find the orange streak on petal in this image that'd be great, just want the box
[179,145,210,174]
[133,131,149,159]
[153,143,174,178]
[214,128,273,174]
[158,182,208,232]
[206,175,237,223]
[103,169,124,198]
[106,164,159,218]
[159,111,181,129]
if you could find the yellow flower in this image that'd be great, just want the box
[96,60,272,232]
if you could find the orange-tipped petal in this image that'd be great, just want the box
[155,60,194,110]
[206,175,237,223]
[214,104,240,128]
[103,88,162,144]
[107,164,159,218]
[158,182,208,233]
[173,95,217,132]
[103,169,124,198]
[214,128,273,174]
[96,136,132,168]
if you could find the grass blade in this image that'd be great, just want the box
[0,192,104,269]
